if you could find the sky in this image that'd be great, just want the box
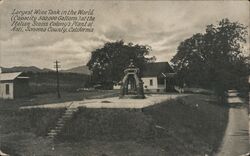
[0,0,249,70]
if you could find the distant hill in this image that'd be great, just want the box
[62,65,91,75]
[0,65,91,75]
[42,68,54,72]
[0,66,49,73]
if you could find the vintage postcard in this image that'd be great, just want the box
[0,0,249,156]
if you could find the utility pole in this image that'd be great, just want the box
[54,60,61,98]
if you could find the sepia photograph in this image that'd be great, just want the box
[0,0,249,156]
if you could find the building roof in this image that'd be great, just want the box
[0,72,23,81]
[141,62,174,77]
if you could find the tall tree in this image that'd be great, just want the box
[87,40,155,87]
[171,18,248,97]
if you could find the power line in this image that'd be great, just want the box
[54,60,61,98]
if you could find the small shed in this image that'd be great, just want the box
[0,72,30,99]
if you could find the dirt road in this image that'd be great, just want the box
[216,90,249,156]
[20,94,187,109]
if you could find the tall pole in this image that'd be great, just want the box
[54,60,61,98]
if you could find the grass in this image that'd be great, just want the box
[58,108,155,142]
[143,94,228,155]
[0,108,65,135]
[0,108,65,155]
[0,93,228,156]
[0,90,118,155]
[56,94,228,156]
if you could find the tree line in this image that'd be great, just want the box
[87,18,249,98]
[171,18,248,98]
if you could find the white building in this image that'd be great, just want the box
[114,62,176,93]
[0,70,30,99]
[141,62,175,93]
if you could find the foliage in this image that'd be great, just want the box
[171,18,249,96]
[24,71,89,94]
[87,40,155,86]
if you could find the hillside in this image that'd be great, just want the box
[0,66,48,73]
[0,66,91,94]
[25,72,90,94]
[62,65,91,75]
[1,65,91,75]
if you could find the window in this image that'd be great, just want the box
[150,79,153,86]
[6,84,10,95]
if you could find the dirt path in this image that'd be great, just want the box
[216,90,249,156]
[20,94,187,109]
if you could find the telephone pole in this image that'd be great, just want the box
[54,60,61,98]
